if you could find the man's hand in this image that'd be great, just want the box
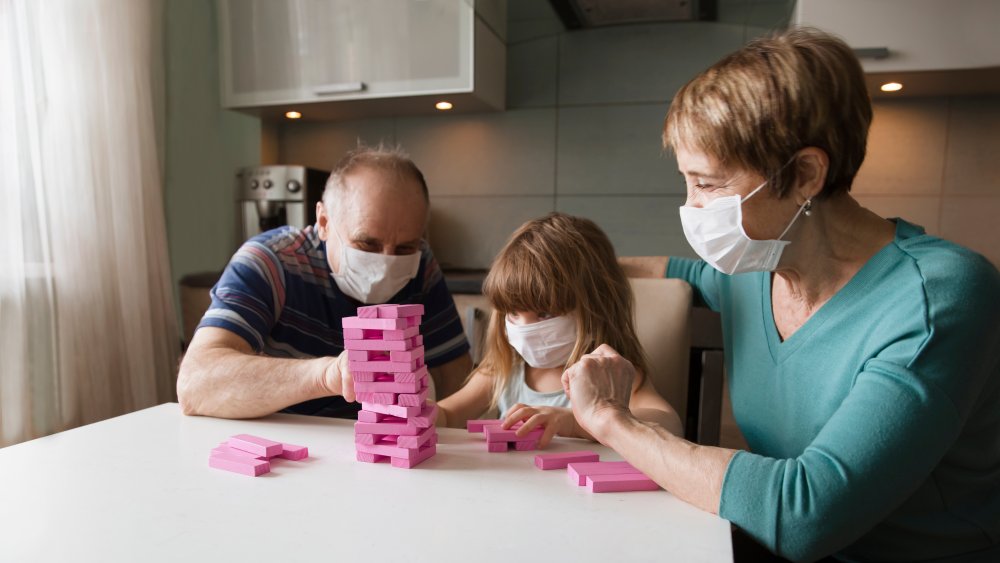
[561,344,635,440]
[322,350,355,402]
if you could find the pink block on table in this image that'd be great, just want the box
[354,377,424,394]
[376,304,424,318]
[484,426,543,444]
[356,451,386,464]
[348,359,419,374]
[396,425,437,449]
[209,452,270,476]
[389,346,425,363]
[534,451,600,470]
[466,419,523,433]
[586,473,660,493]
[342,317,407,330]
[487,441,509,452]
[278,443,308,461]
[514,440,539,451]
[396,384,430,407]
[212,444,266,460]
[356,391,396,405]
[355,419,423,436]
[357,306,380,318]
[361,400,421,418]
[411,403,438,428]
[380,326,420,341]
[228,434,283,458]
[390,442,437,469]
[567,461,640,486]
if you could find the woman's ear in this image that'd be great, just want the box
[793,147,829,202]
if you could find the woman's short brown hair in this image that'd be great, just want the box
[663,27,872,199]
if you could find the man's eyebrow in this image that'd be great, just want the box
[351,232,380,244]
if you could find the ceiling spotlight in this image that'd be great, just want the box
[880,82,903,93]
[285,111,302,119]
[435,101,453,111]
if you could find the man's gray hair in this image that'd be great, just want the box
[322,143,429,209]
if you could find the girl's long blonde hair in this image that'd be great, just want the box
[477,213,648,409]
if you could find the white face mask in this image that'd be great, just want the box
[328,228,421,304]
[504,314,577,369]
[678,181,808,275]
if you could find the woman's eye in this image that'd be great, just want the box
[694,183,714,191]
[537,312,553,320]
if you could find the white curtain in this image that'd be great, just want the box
[0,0,180,447]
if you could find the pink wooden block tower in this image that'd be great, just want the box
[343,304,438,469]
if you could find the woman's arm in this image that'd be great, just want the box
[434,369,493,428]
[628,377,684,437]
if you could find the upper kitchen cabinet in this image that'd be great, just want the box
[218,0,506,120]
[795,0,1000,97]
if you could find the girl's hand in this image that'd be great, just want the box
[501,404,575,448]
[561,344,634,441]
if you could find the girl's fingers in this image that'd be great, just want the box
[502,405,533,429]
[518,413,547,437]
[539,422,559,448]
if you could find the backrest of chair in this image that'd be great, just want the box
[628,277,692,424]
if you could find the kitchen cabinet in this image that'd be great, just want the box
[217,0,505,119]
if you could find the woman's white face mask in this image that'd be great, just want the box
[678,180,808,275]
[329,227,421,304]
[504,314,577,369]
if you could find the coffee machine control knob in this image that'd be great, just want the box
[250,179,259,189]
[263,180,273,189]
[286,180,301,193]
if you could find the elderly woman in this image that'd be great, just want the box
[562,28,1000,562]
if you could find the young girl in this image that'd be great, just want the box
[437,213,682,446]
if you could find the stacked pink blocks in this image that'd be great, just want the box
[344,304,438,469]
[466,419,543,452]
[209,433,309,477]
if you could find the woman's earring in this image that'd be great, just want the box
[803,199,813,217]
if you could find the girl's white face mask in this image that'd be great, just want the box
[678,181,808,275]
[329,228,421,304]
[504,314,577,369]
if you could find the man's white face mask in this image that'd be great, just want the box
[329,227,421,304]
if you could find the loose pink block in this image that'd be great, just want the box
[487,441,509,452]
[361,400,421,418]
[466,419,523,433]
[396,384,429,407]
[354,377,424,394]
[228,434,283,458]
[355,419,422,436]
[356,391,396,405]
[278,443,308,461]
[484,426,543,444]
[381,326,420,341]
[376,304,424,318]
[514,440,539,451]
[586,473,660,493]
[348,358,419,374]
[209,452,270,476]
[342,317,407,330]
[391,442,437,469]
[212,444,266,460]
[389,346,425,363]
[357,306,380,318]
[534,451,600,470]
[567,461,640,486]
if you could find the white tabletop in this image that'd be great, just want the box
[0,403,732,562]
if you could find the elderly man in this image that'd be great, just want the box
[178,146,472,419]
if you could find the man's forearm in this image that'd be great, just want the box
[178,349,333,419]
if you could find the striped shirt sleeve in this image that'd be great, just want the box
[418,246,470,368]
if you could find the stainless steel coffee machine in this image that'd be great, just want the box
[235,165,327,242]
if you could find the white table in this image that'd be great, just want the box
[0,403,732,562]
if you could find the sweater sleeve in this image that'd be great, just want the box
[666,257,724,312]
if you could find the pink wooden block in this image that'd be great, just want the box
[466,419,523,433]
[414,335,423,346]
[380,326,420,341]
[356,391,396,405]
[348,358,419,374]
[343,338,411,351]
[352,371,380,382]
[406,315,422,328]
[356,451,386,464]
[355,419,423,436]
[278,443,308,461]
[342,317,407,330]
[396,384,430,407]
[358,410,392,423]
[534,451,600,470]
[389,346,425,363]
[376,304,424,318]
[514,440,539,451]
[354,377,424,394]
[391,365,428,383]
[396,425,437,449]
[390,442,436,469]
[355,440,424,460]
[487,441,509,452]
[586,473,660,493]
[361,400,421,418]
[343,328,365,340]
[228,434,282,458]
[484,426,543,444]
[357,306,380,318]
[411,403,438,428]
[212,443,266,460]
[347,349,373,361]
[355,432,381,445]
[567,461,640,486]
[209,452,270,476]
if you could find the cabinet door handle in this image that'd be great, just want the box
[313,82,366,96]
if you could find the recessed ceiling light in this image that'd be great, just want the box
[880,82,903,93]
[435,101,453,111]
[285,111,302,119]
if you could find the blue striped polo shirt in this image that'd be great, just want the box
[198,225,469,417]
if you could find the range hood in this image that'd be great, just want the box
[549,0,716,28]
